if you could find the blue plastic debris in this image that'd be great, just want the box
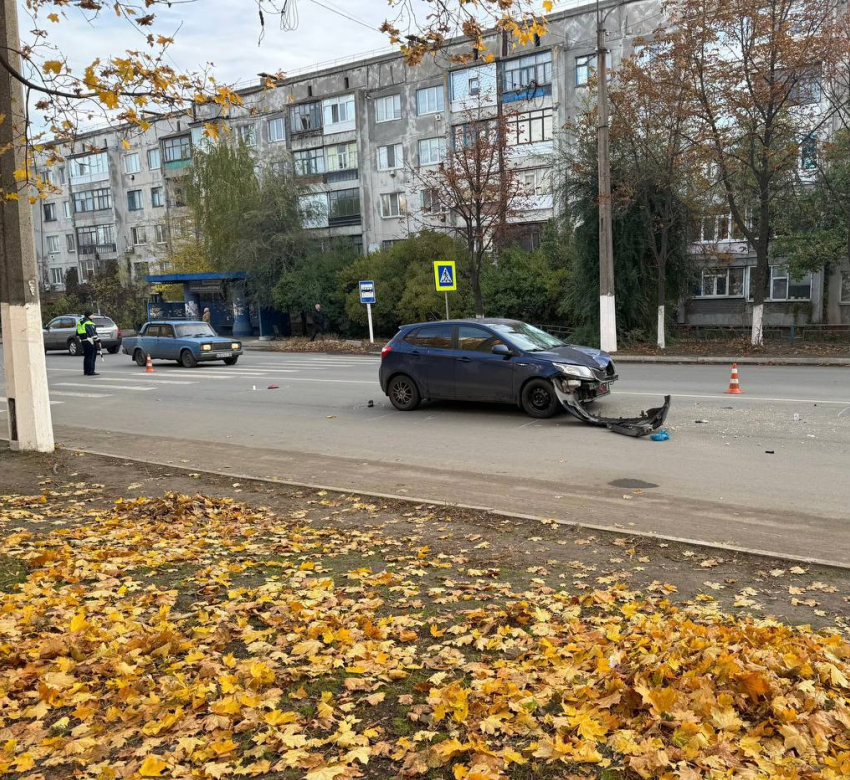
[650,429,670,442]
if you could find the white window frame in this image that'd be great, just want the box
[377,144,404,171]
[379,192,406,218]
[418,137,446,166]
[575,52,612,87]
[147,148,161,170]
[268,117,285,143]
[46,235,60,254]
[322,94,356,131]
[51,266,64,285]
[420,188,447,215]
[375,94,401,123]
[695,267,746,298]
[505,108,554,146]
[151,187,164,208]
[154,224,168,245]
[122,153,141,175]
[127,189,143,211]
[416,86,444,116]
[236,124,257,147]
[748,266,812,302]
[63,201,71,218]
[43,202,57,221]
[131,226,148,246]
[70,152,108,181]
[293,148,326,176]
[66,234,75,253]
[519,168,552,195]
[326,142,358,172]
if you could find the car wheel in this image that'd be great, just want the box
[134,349,147,367]
[388,374,421,411]
[180,349,198,368]
[67,338,80,356]
[223,356,239,366]
[521,378,560,419]
[107,346,120,354]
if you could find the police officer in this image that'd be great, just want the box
[77,311,101,376]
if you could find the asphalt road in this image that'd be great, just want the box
[2,348,850,564]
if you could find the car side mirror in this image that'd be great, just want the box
[492,344,512,357]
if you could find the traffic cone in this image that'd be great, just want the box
[724,363,742,394]
[145,353,154,374]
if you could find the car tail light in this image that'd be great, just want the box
[381,344,392,359]
[116,328,122,339]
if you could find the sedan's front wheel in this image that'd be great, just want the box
[388,374,421,412]
[180,349,198,368]
[521,379,560,419]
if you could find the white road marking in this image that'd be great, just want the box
[518,419,540,429]
[50,391,111,399]
[372,411,401,420]
[0,398,63,405]
[276,378,376,385]
[55,382,155,392]
[93,376,195,385]
[617,391,850,406]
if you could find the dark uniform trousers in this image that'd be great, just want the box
[83,341,97,375]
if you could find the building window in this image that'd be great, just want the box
[291,101,322,133]
[51,267,64,285]
[73,187,112,213]
[147,148,161,170]
[381,239,401,250]
[131,226,148,245]
[505,108,554,145]
[750,267,812,301]
[800,134,817,171]
[66,234,75,253]
[421,188,446,214]
[122,153,141,174]
[268,117,285,142]
[416,85,445,115]
[236,124,256,146]
[502,51,552,92]
[293,148,326,176]
[151,186,164,207]
[575,53,611,86]
[69,152,108,180]
[326,142,358,172]
[322,94,355,129]
[167,181,186,207]
[43,202,56,222]
[375,94,401,122]
[519,168,552,195]
[695,267,746,297]
[154,224,168,244]
[63,201,71,218]
[328,188,361,223]
[77,224,116,253]
[163,135,191,163]
[46,235,60,254]
[377,144,403,171]
[418,137,446,166]
[127,189,143,211]
[840,271,850,303]
[379,192,406,218]
[696,213,746,242]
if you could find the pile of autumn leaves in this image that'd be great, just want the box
[0,492,849,780]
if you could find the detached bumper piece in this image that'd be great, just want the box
[557,388,672,437]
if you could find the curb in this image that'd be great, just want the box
[32,442,850,572]
[614,355,850,366]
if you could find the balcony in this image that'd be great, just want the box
[325,169,359,184]
[78,243,118,258]
[328,214,361,228]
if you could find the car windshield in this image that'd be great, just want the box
[489,322,565,352]
[93,317,115,328]
[175,323,217,338]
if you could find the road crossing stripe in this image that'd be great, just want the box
[617,391,850,405]
[55,382,155,391]
[0,398,64,405]
[50,391,111,399]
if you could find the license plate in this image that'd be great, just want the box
[596,383,610,396]
[215,351,233,358]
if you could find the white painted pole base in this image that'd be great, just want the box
[657,304,666,349]
[366,303,374,345]
[1,301,55,452]
[751,303,764,347]
[599,293,618,353]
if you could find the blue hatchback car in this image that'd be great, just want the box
[379,319,618,419]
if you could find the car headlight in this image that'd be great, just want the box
[553,363,594,380]
[202,344,212,351]
[231,342,240,350]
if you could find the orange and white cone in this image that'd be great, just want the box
[145,353,154,374]
[724,363,742,394]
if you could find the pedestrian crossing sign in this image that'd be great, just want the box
[433,260,457,292]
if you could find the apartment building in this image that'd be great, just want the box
[33,0,847,325]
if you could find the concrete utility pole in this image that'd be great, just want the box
[596,17,618,353]
[0,0,55,452]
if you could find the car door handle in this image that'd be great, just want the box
[457,357,471,363]
[410,350,421,356]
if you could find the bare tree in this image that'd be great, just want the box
[411,103,529,315]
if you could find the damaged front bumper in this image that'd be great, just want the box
[553,379,671,437]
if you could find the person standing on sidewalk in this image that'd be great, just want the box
[310,303,326,342]
[202,307,211,324]
[77,311,101,376]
